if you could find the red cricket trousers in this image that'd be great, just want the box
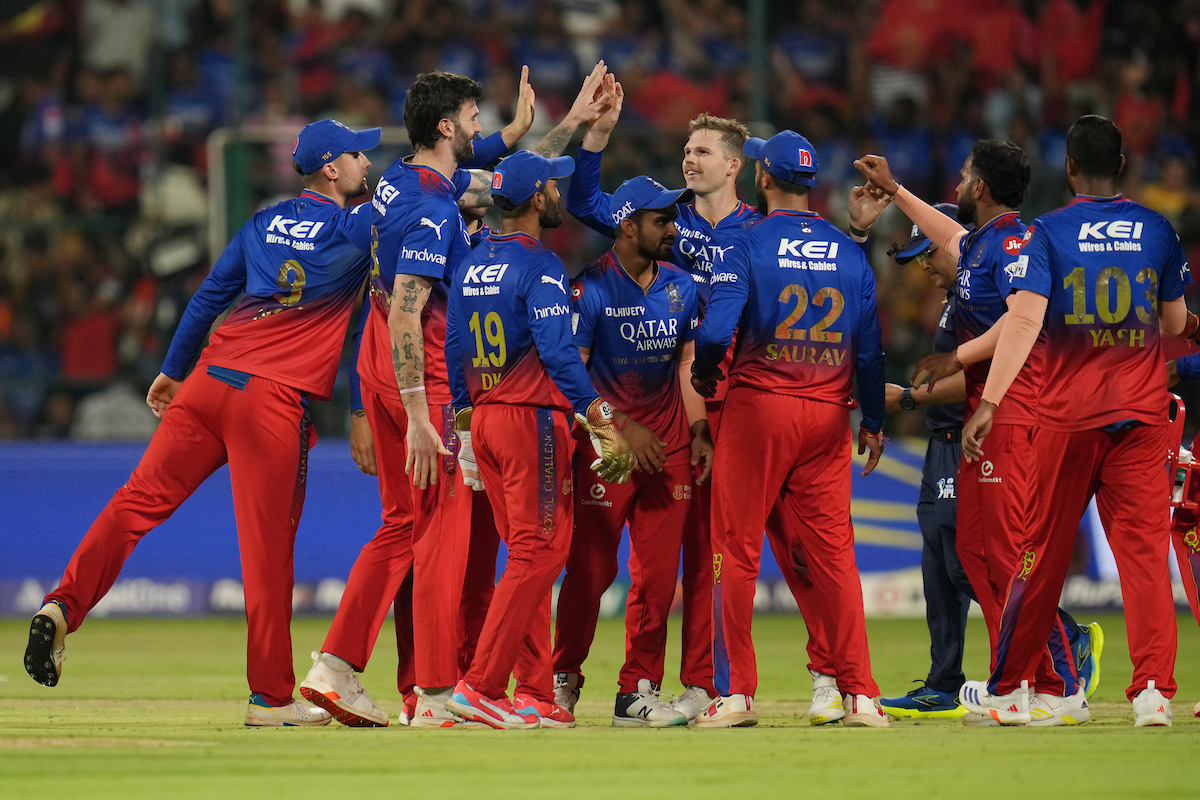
[711,388,877,698]
[707,403,832,695]
[957,423,1076,696]
[47,372,314,706]
[989,424,1177,700]
[465,404,574,699]
[321,389,471,691]
[554,445,701,694]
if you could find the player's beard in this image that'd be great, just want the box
[451,124,475,163]
[539,202,563,229]
[346,176,370,199]
[956,192,976,225]
[637,231,674,261]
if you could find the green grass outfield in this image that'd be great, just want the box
[2,614,1198,799]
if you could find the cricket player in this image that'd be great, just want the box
[691,130,889,728]
[24,119,381,726]
[876,204,975,719]
[562,82,875,724]
[444,149,635,728]
[553,175,714,728]
[857,145,1099,726]
[958,115,1190,727]
[301,66,615,727]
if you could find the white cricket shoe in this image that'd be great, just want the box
[244,694,333,727]
[695,693,759,728]
[1133,680,1173,727]
[668,685,715,721]
[959,679,1031,725]
[299,652,389,727]
[962,712,1000,727]
[808,669,844,725]
[842,694,890,727]
[553,672,581,714]
[612,679,688,727]
[411,686,482,728]
[1193,699,1199,718]
[1028,685,1090,727]
[25,602,67,687]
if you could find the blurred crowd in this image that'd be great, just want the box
[1,0,1200,439]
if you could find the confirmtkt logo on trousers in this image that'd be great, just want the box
[978,460,1002,484]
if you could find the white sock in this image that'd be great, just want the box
[320,653,353,671]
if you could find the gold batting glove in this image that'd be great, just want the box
[575,398,635,484]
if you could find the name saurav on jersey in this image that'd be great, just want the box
[264,215,326,251]
[1076,220,1146,252]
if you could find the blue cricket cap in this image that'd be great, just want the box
[292,119,381,175]
[891,203,967,263]
[609,176,694,227]
[744,130,819,187]
[491,150,575,206]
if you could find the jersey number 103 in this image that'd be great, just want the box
[1063,266,1158,325]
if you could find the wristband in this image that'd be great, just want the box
[399,385,426,395]
[1186,312,1200,343]
[848,223,870,238]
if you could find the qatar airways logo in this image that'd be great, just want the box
[778,239,839,259]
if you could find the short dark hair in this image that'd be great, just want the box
[969,140,1030,209]
[772,176,811,197]
[1066,114,1123,179]
[497,187,547,216]
[404,71,483,151]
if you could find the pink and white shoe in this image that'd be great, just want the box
[514,694,576,729]
[445,680,539,729]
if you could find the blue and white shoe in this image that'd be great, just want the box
[1074,621,1104,699]
[959,680,1030,725]
[879,681,967,719]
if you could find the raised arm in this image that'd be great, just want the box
[855,154,968,258]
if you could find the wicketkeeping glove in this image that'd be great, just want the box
[575,398,636,484]
[454,408,484,491]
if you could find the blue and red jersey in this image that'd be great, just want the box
[1009,194,1191,431]
[571,251,699,456]
[695,209,885,432]
[564,146,761,306]
[956,211,1042,424]
[446,231,598,415]
[162,189,372,400]
[360,157,473,404]
[928,290,964,432]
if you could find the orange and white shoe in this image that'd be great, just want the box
[514,694,576,729]
[959,680,1030,725]
[842,694,890,727]
[695,694,758,728]
[299,652,389,727]
[411,687,484,728]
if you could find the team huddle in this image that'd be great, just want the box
[22,63,1200,730]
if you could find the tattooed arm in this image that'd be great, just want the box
[530,62,614,158]
[458,171,493,210]
[387,273,450,489]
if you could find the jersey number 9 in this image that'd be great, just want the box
[276,260,307,306]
